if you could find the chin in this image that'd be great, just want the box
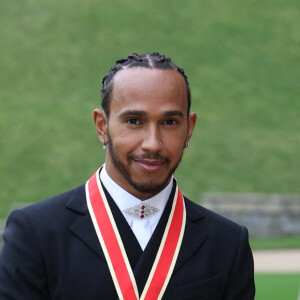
[129,178,170,195]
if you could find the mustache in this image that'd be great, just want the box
[128,153,170,164]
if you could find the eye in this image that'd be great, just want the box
[164,119,177,125]
[126,118,141,125]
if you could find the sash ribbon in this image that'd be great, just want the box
[86,168,186,300]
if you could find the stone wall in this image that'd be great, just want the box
[202,193,300,238]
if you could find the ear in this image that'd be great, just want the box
[93,108,108,144]
[186,112,197,144]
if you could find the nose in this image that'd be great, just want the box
[141,125,162,152]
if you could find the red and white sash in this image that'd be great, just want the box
[86,168,186,300]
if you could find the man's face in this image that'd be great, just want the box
[94,68,196,200]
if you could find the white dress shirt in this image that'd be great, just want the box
[100,165,173,250]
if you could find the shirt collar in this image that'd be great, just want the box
[99,164,173,227]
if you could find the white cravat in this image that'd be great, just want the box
[100,165,173,250]
[131,217,152,250]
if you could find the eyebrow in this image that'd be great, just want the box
[119,110,147,117]
[162,110,184,118]
[119,109,184,118]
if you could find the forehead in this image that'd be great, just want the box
[110,68,188,113]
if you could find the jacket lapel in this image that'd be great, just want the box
[65,184,106,260]
[173,198,207,274]
[65,182,143,267]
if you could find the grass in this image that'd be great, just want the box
[0,0,299,219]
[250,237,300,250]
[255,273,300,300]
[1,4,299,297]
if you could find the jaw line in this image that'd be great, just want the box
[106,129,183,196]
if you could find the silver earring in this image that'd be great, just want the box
[185,141,189,148]
[158,140,162,146]
[100,137,106,150]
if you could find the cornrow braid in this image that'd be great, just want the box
[101,52,191,118]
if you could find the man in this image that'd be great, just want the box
[0,52,255,299]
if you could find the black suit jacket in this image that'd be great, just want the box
[0,183,255,299]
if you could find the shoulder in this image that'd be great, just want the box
[183,196,253,274]
[0,185,87,298]
[182,199,255,299]
[6,184,86,233]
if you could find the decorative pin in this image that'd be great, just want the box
[123,203,159,219]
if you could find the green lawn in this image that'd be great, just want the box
[1,0,299,219]
[1,2,299,298]
[255,273,300,300]
[250,237,300,250]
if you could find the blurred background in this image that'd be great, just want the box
[0,0,299,298]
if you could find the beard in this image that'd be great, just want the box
[106,130,184,195]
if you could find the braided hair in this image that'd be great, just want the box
[101,52,191,118]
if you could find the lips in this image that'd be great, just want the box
[134,159,165,171]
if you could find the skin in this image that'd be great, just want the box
[94,68,197,200]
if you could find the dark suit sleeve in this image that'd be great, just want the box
[0,209,50,300]
[222,226,255,299]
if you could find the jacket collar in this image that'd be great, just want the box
[65,184,207,275]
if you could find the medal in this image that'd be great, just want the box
[86,168,186,300]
